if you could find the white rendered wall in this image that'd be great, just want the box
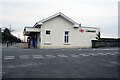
[40,16,99,48]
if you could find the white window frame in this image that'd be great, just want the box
[64,30,70,44]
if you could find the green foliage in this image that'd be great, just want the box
[4,28,10,34]
[2,28,22,43]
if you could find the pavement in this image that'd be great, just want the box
[2,43,24,48]
[2,47,119,79]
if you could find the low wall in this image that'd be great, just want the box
[92,38,120,48]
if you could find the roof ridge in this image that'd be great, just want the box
[37,12,79,25]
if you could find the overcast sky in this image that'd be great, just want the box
[0,0,119,40]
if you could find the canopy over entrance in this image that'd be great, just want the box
[23,27,40,36]
[23,27,41,48]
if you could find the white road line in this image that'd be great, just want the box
[97,53,104,55]
[57,54,68,57]
[19,55,29,59]
[89,53,96,56]
[110,61,118,64]
[100,48,118,50]
[70,54,79,57]
[45,55,56,58]
[92,48,96,50]
[79,54,90,56]
[115,52,118,54]
[4,56,15,60]
[33,55,43,58]
[100,53,108,56]
[105,53,111,55]
[82,54,90,56]
[97,53,109,56]
[79,54,84,56]
[109,53,116,55]
[101,49,110,50]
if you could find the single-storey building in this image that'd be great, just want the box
[23,12,100,48]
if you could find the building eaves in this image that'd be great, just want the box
[34,12,80,27]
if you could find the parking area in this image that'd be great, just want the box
[2,48,119,78]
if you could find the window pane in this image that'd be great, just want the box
[66,36,69,43]
[64,31,69,43]
[46,30,50,35]
[65,31,69,35]
[64,36,67,42]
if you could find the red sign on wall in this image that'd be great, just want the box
[79,28,84,33]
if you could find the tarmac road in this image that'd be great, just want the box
[2,47,119,79]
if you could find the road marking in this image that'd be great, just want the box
[89,53,96,56]
[82,54,90,56]
[109,53,116,55]
[79,54,84,56]
[105,53,111,55]
[115,52,118,54]
[19,55,29,59]
[4,56,15,60]
[33,55,43,58]
[100,48,118,50]
[100,53,108,55]
[101,49,110,50]
[97,53,104,55]
[79,54,90,56]
[70,54,79,57]
[45,55,56,58]
[57,54,68,57]
[110,61,118,64]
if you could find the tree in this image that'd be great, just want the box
[4,28,10,34]
[2,28,22,43]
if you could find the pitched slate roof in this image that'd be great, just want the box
[33,12,80,27]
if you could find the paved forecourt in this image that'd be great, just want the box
[2,48,119,78]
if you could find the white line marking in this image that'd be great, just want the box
[97,53,110,56]
[79,54,90,56]
[101,48,118,50]
[82,54,90,56]
[70,54,79,57]
[106,53,111,55]
[101,49,110,50]
[4,56,15,60]
[89,53,96,56]
[109,53,116,55]
[57,54,68,57]
[110,61,117,64]
[45,55,56,58]
[19,55,29,59]
[79,54,84,56]
[100,53,108,55]
[33,55,43,58]
[115,52,118,54]
[97,53,104,55]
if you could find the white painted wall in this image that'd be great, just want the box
[40,16,100,48]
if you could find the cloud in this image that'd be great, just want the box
[0,0,118,39]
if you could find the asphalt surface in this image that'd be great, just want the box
[2,47,119,78]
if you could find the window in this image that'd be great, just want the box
[46,30,50,35]
[86,30,96,33]
[64,31,69,43]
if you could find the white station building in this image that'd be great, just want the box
[24,12,100,48]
